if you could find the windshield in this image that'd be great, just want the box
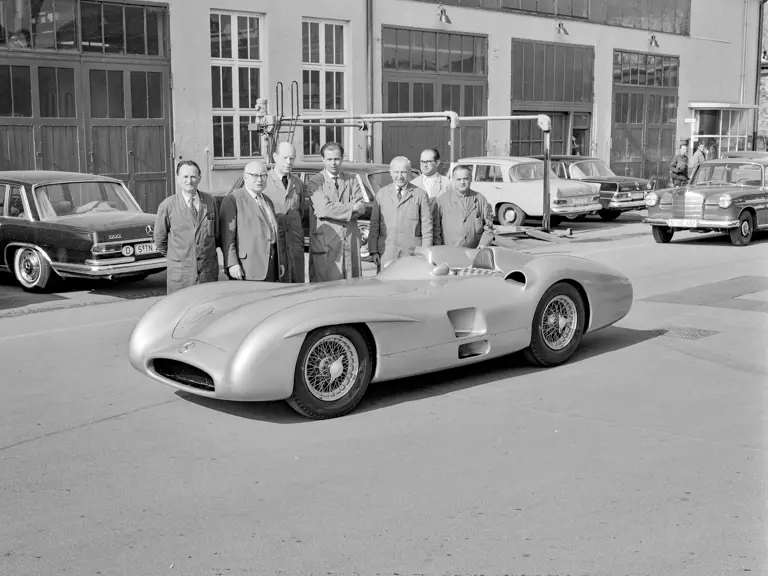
[34,181,140,220]
[508,162,557,182]
[367,170,420,193]
[690,163,763,186]
[570,159,615,179]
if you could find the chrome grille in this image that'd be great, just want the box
[671,192,704,219]
[153,359,214,391]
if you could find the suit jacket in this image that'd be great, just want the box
[368,182,433,266]
[307,171,365,283]
[154,191,219,294]
[219,187,285,282]
[411,173,452,199]
[433,187,494,249]
[262,169,305,283]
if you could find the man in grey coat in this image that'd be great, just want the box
[368,156,433,268]
[411,147,452,199]
[219,161,285,282]
[154,160,220,295]
[307,142,368,283]
[433,164,494,249]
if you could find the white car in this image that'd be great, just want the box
[449,156,601,226]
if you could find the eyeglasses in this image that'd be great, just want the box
[245,172,268,179]
[420,160,436,164]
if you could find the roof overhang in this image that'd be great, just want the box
[688,102,759,110]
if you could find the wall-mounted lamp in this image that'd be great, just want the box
[437,5,451,25]
[556,21,569,36]
[649,33,659,48]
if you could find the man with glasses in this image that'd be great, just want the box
[369,156,433,269]
[411,148,452,199]
[220,161,283,282]
[154,160,220,294]
[263,141,305,283]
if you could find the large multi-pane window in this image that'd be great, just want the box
[301,19,347,156]
[210,11,263,159]
[409,0,691,35]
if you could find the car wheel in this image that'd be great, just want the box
[651,226,674,244]
[13,247,54,292]
[548,215,563,227]
[358,221,370,259]
[287,325,373,419]
[565,214,587,222]
[598,209,621,221]
[523,282,586,367]
[729,211,753,246]
[497,203,526,226]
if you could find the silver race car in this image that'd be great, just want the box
[128,246,633,419]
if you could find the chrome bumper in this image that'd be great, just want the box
[643,218,739,229]
[552,202,603,215]
[52,257,167,277]
[605,198,647,210]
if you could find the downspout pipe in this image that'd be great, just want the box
[752,0,767,150]
[741,0,750,104]
[365,0,374,162]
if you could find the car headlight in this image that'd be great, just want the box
[718,194,733,208]
[645,192,659,207]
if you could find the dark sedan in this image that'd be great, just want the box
[0,171,166,291]
[531,155,655,221]
[212,161,419,259]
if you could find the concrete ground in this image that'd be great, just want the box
[0,211,766,576]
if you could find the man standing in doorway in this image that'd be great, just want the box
[670,144,689,187]
[688,141,707,176]
[219,161,283,282]
[368,156,433,269]
[411,148,452,200]
[154,160,220,295]
[307,142,368,283]
[263,141,305,283]
[433,164,494,249]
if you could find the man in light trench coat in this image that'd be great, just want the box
[368,155,433,269]
[154,160,220,295]
[411,147,453,199]
[307,142,368,283]
[261,141,306,283]
[433,164,494,249]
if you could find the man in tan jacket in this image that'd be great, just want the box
[433,164,494,249]
[307,142,368,282]
[368,156,433,268]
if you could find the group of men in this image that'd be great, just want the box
[153,142,494,294]
[669,141,708,187]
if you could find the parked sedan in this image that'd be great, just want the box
[643,159,768,246]
[532,155,654,221]
[0,171,166,291]
[449,157,601,226]
[212,162,419,259]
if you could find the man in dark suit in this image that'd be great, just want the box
[219,161,283,282]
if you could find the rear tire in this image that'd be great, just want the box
[651,226,674,243]
[729,212,753,246]
[497,203,526,226]
[13,246,54,292]
[524,282,586,367]
[287,325,373,419]
[598,209,621,221]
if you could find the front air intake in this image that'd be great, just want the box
[152,359,215,391]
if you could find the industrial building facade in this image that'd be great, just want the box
[0,0,762,207]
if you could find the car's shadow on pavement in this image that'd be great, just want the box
[178,326,664,424]
[667,230,768,246]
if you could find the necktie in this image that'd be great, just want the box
[189,197,198,221]
[332,177,339,190]
[397,187,402,201]
[281,175,289,190]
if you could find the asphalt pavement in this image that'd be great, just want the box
[1,211,766,576]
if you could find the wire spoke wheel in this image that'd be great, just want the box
[540,294,578,350]
[303,334,360,402]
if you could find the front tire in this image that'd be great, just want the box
[651,226,674,243]
[13,247,54,291]
[287,325,373,419]
[497,203,526,226]
[524,282,585,367]
[729,212,753,246]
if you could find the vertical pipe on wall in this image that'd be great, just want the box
[365,0,374,163]
[740,0,750,104]
[752,0,766,150]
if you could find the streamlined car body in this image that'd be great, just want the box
[128,245,633,419]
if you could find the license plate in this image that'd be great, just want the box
[668,219,698,227]
[134,242,157,255]
[631,192,644,199]
[572,197,588,205]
